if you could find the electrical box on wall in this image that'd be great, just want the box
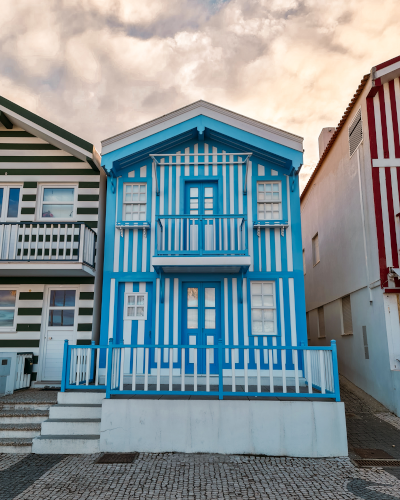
[0,353,17,396]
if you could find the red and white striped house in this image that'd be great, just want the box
[301,56,400,417]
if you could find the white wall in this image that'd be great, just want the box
[100,399,348,458]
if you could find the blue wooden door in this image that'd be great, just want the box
[182,282,221,374]
[184,182,218,252]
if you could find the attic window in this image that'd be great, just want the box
[349,109,363,157]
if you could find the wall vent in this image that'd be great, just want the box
[362,326,369,359]
[318,306,325,338]
[342,295,353,335]
[349,108,362,157]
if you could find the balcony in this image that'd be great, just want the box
[0,223,96,277]
[153,215,251,273]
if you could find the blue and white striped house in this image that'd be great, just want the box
[52,102,347,457]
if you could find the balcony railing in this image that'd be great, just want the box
[0,222,96,268]
[60,340,341,401]
[155,215,247,256]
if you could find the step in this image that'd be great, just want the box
[0,402,55,411]
[0,438,32,454]
[32,435,100,454]
[57,392,105,405]
[0,410,49,424]
[49,405,102,420]
[0,423,41,438]
[41,419,101,436]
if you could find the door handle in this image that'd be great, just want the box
[48,337,53,340]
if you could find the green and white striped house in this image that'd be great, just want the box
[0,96,105,383]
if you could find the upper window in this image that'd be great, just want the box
[48,289,76,327]
[250,281,277,336]
[39,186,76,219]
[124,292,148,320]
[312,233,320,266]
[123,183,147,221]
[257,182,281,220]
[0,186,21,221]
[0,289,18,331]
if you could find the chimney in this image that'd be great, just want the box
[318,127,335,158]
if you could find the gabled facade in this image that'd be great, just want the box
[99,101,306,376]
[301,56,400,416]
[0,96,106,383]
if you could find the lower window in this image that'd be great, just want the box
[124,292,148,320]
[0,290,17,330]
[250,281,277,335]
[48,290,76,327]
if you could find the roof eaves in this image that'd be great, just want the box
[300,73,370,202]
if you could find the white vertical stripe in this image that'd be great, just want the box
[132,229,138,272]
[113,178,120,272]
[238,157,243,214]
[164,278,170,361]
[242,278,249,346]
[137,282,146,374]
[222,151,227,215]
[265,228,271,271]
[288,278,297,346]
[160,159,165,215]
[108,278,116,340]
[258,233,262,272]
[123,283,133,372]
[384,82,396,159]
[258,164,265,176]
[173,278,179,361]
[286,175,293,272]
[247,161,254,271]
[123,229,129,272]
[141,233,147,272]
[194,143,198,176]
[279,278,285,346]
[150,161,156,271]
[232,278,239,348]
[204,143,209,176]
[224,278,229,362]
[155,278,160,344]
[275,228,281,272]
[185,147,190,176]
[212,146,218,176]
[379,167,393,267]
[391,167,400,254]
[374,93,384,160]
[394,78,400,152]
[229,154,235,250]
[175,153,181,250]
[168,157,173,215]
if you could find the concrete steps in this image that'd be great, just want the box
[32,392,104,454]
[0,409,49,424]
[0,423,42,438]
[0,438,34,454]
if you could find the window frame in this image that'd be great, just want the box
[47,288,77,329]
[250,280,278,336]
[124,292,148,321]
[312,233,320,266]
[37,184,78,222]
[256,181,282,221]
[0,184,22,222]
[122,183,147,221]
[0,286,19,332]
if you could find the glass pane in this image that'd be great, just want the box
[127,306,135,316]
[263,309,274,321]
[0,188,3,217]
[252,308,263,333]
[204,187,213,197]
[252,295,262,307]
[263,283,273,295]
[205,288,215,307]
[132,185,139,193]
[252,283,262,295]
[0,310,15,327]
[7,188,20,218]
[140,185,146,193]
[190,188,198,197]
[139,193,146,201]
[128,296,135,305]
[187,309,198,329]
[43,188,74,203]
[187,288,198,307]
[50,290,75,307]
[42,204,74,218]
[136,295,144,305]
[205,309,215,329]
[48,309,74,327]
[0,290,16,307]
[136,307,144,317]
[262,295,274,307]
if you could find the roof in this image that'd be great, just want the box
[101,100,304,155]
[300,73,370,201]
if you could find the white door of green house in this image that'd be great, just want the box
[40,287,77,381]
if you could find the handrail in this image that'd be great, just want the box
[157,214,247,220]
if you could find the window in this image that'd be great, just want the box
[257,182,281,220]
[303,249,306,275]
[306,312,310,340]
[123,183,147,221]
[0,290,17,330]
[0,186,21,221]
[342,295,353,335]
[124,292,148,320]
[40,186,76,219]
[317,306,325,338]
[349,108,362,157]
[312,233,320,266]
[250,281,277,335]
[48,290,76,327]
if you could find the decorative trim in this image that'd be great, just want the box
[19,292,43,301]
[0,340,40,347]
[16,324,41,331]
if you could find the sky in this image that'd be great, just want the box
[1,0,400,190]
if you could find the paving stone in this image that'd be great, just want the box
[0,389,58,406]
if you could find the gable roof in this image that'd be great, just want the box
[101,100,303,155]
[0,95,100,169]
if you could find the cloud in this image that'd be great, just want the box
[0,0,400,191]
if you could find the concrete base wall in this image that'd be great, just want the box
[100,399,348,458]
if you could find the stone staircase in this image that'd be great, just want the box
[32,392,104,454]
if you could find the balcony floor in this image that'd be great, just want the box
[0,262,95,277]
[152,256,251,273]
